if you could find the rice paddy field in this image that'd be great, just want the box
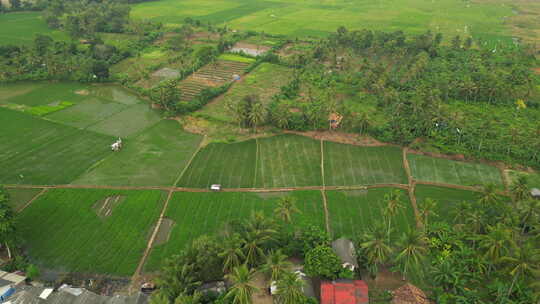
[0,108,114,185]
[324,143,407,186]
[5,187,42,211]
[197,63,292,122]
[407,153,504,188]
[130,0,515,45]
[0,12,69,45]
[18,188,166,275]
[178,134,322,189]
[178,139,258,188]
[145,190,325,271]
[73,120,202,187]
[326,188,415,239]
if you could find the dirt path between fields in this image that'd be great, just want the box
[18,188,48,212]
[402,148,421,228]
[130,189,174,292]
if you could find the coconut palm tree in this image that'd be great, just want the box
[517,199,540,235]
[219,235,245,273]
[248,100,265,133]
[274,196,301,224]
[260,250,292,282]
[274,271,307,304]
[394,229,428,279]
[418,198,438,230]
[225,265,259,304]
[479,183,500,206]
[242,230,270,267]
[383,190,403,242]
[174,292,202,304]
[499,242,540,300]
[510,175,530,203]
[360,223,393,278]
[155,261,201,302]
[476,223,514,275]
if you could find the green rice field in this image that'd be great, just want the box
[324,143,407,186]
[5,187,42,211]
[255,134,322,188]
[131,0,514,44]
[178,139,258,188]
[0,108,114,185]
[407,153,504,187]
[326,188,415,239]
[73,120,202,186]
[178,134,322,189]
[145,190,325,271]
[0,12,69,45]
[87,103,162,138]
[19,188,166,275]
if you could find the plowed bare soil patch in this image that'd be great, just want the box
[153,218,175,246]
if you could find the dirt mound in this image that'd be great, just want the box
[75,89,90,96]
[153,218,175,246]
[231,42,271,56]
[285,130,389,146]
[92,195,125,218]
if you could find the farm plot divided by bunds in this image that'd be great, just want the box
[0,108,113,185]
[18,188,166,275]
[145,190,325,271]
[198,63,293,123]
[177,134,322,189]
[323,142,407,186]
[407,153,504,188]
[5,188,43,212]
[326,188,415,239]
[179,59,253,101]
[73,120,203,187]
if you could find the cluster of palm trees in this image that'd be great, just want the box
[151,197,315,304]
[358,180,540,303]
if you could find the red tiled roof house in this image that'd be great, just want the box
[321,280,369,304]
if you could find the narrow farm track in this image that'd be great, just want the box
[130,189,174,291]
[402,147,422,228]
[320,189,331,237]
[18,188,48,212]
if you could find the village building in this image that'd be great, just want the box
[332,238,359,271]
[392,283,430,304]
[4,285,149,304]
[531,188,540,199]
[320,280,369,304]
[328,113,343,129]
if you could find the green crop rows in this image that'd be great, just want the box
[326,188,415,239]
[6,188,42,211]
[145,190,324,271]
[0,108,114,185]
[407,153,503,187]
[324,143,407,186]
[414,185,480,224]
[74,120,203,186]
[19,188,166,275]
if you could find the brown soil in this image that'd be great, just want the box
[92,195,125,218]
[75,89,90,96]
[362,267,405,291]
[251,273,273,304]
[189,31,220,41]
[533,67,540,75]
[284,130,390,147]
[153,218,175,246]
